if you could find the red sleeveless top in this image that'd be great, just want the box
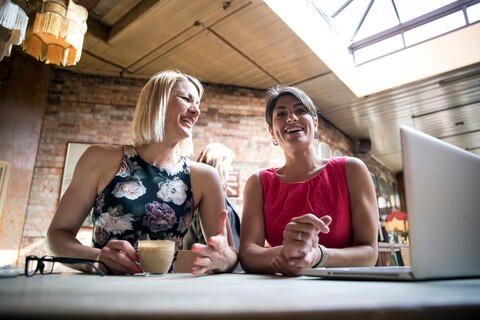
[259,157,352,248]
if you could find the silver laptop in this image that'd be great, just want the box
[302,125,480,280]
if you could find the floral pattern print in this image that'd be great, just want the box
[177,207,194,233]
[164,161,185,176]
[157,177,187,205]
[93,225,110,246]
[143,201,177,232]
[97,204,134,235]
[116,157,135,177]
[91,145,195,268]
[112,179,146,200]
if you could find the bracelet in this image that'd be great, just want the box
[314,244,328,268]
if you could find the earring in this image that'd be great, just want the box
[272,139,278,146]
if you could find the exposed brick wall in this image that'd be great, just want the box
[0,52,51,267]
[20,69,398,265]
[317,118,355,156]
[20,71,145,264]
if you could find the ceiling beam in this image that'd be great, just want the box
[85,16,110,42]
[108,0,161,43]
[291,71,333,87]
[76,0,102,11]
[206,27,280,83]
[125,0,253,74]
[83,0,159,44]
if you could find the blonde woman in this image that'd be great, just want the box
[183,143,241,271]
[47,70,238,275]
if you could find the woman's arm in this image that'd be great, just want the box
[46,145,138,274]
[189,162,238,274]
[239,174,284,274]
[319,157,379,267]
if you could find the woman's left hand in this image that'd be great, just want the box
[191,210,238,274]
[281,214,331,263]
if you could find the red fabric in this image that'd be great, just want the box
[259,157,352,248]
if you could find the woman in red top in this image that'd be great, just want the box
[239,85,378,276]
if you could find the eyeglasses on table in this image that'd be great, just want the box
[25,255,112,277]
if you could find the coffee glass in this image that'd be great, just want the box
[138,240,175,275]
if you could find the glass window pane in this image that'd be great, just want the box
[378,176,389,198]
[404,11,466,46]
[389,182,396,208]
[354,34,404,64]
[355,0,400,41]
[394,185,401,209]
[377,196,387,208]
[319,142,332,159]
[395,0,456,23]
[370,172,377,190]
[332,0,371,41]
[467,2,480,23]
[311,0,348,16]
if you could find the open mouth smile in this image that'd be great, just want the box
[181,116,196,128]
[284,126,304,133]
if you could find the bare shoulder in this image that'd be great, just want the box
[189,161,222,191]
[244,173,263,198]
[245,172,261,188]
[345,157,374,193]
[345,156,369,175]
[82,144,123,161]
[75,144,124,191]
[190,161,218,179]
[189,161,224,208]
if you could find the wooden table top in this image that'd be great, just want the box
[1,272,480,319]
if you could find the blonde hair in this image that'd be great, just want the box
[131,70,204,156]
[197,143,235,186]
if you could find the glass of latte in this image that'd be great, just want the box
[138,240,175,275]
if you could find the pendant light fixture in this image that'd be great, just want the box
[22,0,87,66]
[0,0,28,61]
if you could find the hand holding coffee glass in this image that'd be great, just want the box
[138,240,175,275]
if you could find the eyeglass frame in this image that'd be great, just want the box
[25,255,112,277]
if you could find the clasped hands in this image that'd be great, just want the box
[272,214,332,276]
[97,210,237,275]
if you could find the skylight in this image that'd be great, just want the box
[264,0,480,96]
[311,0,480,64]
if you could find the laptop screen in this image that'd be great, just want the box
[400,125,480,279]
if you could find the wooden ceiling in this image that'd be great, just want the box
[69,0,480,173]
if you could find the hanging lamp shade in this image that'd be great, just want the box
[0,0,28,61]
[22,0,87,66]
[385,211,408,233]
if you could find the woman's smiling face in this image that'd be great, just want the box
[164,80,201,142]
[269,94,318,149]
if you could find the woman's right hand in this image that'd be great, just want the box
[191,210,238,274]
[281,214,332,262]
[98,240,140,275]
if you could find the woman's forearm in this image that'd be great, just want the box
[322,243,378,267]
[46,228,102,272]
[239,244,283,274]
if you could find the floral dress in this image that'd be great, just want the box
[91,146,195,266]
